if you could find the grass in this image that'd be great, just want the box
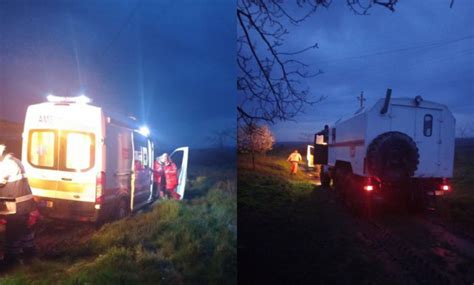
[238,140,474,283]
[1,149,236,285]
[440,140,474,233]
[238,149,393,284]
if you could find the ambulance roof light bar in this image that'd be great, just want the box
[47,94,91,104]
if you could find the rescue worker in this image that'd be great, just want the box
[0,143,38,264]
[287,149,303,175]
[154,153,180,200]
[153,156,164,199]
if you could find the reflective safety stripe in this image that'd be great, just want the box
[29,178,94,193]
[7,173,27,182]
[16,194,34,203]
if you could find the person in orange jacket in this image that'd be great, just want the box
[287,149,303,175]
[153,153,180,200]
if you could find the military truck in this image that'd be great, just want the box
[315,89,455,212]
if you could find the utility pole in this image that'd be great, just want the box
[357,91,365,108]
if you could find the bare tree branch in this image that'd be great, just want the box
[237,0,399,126]
[346,0,398,15]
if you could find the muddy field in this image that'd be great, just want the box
[238,148,474,284]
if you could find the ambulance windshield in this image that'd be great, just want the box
[28,130,95,172]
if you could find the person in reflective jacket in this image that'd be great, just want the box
[0,143,38,264]
[287,149,303,175]
[154,153,180,200]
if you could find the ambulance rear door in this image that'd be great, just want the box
[170,147,189,200]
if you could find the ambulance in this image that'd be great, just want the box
[21,95,188,222]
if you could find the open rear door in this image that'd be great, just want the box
[306,145,314,168]
[170,147,189,200]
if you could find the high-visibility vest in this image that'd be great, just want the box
[288,152,302,163]
[0,154,36,215]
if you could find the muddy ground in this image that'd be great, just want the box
[238,167,474,284]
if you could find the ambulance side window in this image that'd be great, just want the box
[133,134,148,169]
[423,114,433,137]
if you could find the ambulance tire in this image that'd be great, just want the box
[366,132,419,181]
[116,198,130,220]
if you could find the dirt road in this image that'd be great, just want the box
[238,168,474,284]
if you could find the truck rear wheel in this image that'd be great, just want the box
[366,131,419,182]
[320,171,331,188]
[334,166,349,201]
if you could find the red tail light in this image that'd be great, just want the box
[96,171,106,204]
[0,218,7,225]
[441,178,450,191]
[364,177,374,191]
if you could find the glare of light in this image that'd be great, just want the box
[364,185,374,191]
[139,126,150,137]
[442,185,449,191]
[46,94,91,104]
[47,94,62,102]
[77,94,91,104]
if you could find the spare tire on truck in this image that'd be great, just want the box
[366,131,419,182]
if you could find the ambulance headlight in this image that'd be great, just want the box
[139,126,150,137]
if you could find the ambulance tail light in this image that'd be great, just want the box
[95,171,106,205]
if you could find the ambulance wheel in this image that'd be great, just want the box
[116,198,130,220]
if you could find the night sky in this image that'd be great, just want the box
[0,0,235,149]
[269,1,474,141]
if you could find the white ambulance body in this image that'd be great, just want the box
[22,98,156,222]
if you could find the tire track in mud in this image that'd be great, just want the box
[362,219,461,285]
[324,176,474,285]
[349,207,474,285]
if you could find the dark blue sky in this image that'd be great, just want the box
[0,0,235,148]
[269,0,474,141]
